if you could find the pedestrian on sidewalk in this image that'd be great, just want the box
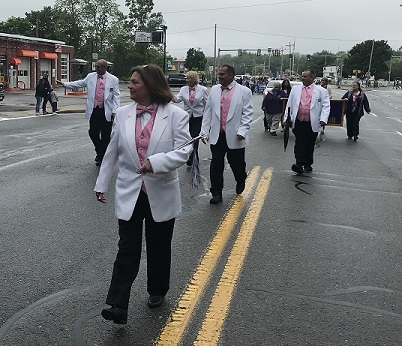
[262,82,287,135]
[200,64,253,204]
[94,64,192,324]
[34,77,45,115]
[42,74,51,115]
[57,59,120,166]
[285,69,330,174]
[49,88,59,115]
[341,82,371,141]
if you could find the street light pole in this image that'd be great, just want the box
[162,25,167,75]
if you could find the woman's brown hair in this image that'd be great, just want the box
[130,64,173,104]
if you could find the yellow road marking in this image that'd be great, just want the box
[193,168,272,345]
[155,166,260,346]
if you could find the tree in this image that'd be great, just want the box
[0,17,33,36]
[343,40,392,79]
[185,48,207,71]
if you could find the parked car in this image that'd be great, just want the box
[262,80,302,96]
[0,82,4,101]
[167,73,187,87]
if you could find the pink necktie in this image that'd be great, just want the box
[189,87,196,104]
[136,105,157,117]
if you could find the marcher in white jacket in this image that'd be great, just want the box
[94,64,191,325]
[285,69,330,174]
[57,59,120,165]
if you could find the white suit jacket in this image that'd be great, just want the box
[94,103,192,222]
[63,71,120,121]
[285,84,330,132]
[173,84,208,117]
[201,83,253,149]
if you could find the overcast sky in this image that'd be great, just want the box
[2,0,402,59]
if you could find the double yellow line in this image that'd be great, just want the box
[156,166,273,346]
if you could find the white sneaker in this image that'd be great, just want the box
[52,112,57,115]
[35,112,40,115]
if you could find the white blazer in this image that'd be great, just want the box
[94,103,192,222]
[201,83,253,149]
[173,84,208,117]
[285,84,330,132]
[63,71,120,121]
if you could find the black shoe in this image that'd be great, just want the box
[209,195,223,204]
[304,165,313,173]
[101,306,128,324]
[147,295,164,308]
[353,136,358,141]
[291,164,304,174]
[236,181,245,195]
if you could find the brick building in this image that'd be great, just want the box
[0,32,74,90]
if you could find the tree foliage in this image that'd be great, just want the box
[343,40,392,78]
[185,48,207,71]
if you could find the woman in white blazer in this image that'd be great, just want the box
[94,64,192,324]
[173,71,208,165]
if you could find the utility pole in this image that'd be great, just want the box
[162,25,167,75]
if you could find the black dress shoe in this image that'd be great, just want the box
[304,165,313,173]
[101,306,127,324]
[291,164,304,174]
[236,181,245,195]
[353,136,358,141]
[209,195,223,204]
[147,295,164,308]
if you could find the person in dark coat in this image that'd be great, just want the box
[341,82,371,141]
[42,75,51,114]
[34,78,45,115]
[262,83,287,135]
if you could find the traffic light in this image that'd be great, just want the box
[238,49,242,57]
[257,49,261,56]
[306,54,311,61]
[289,54,293,60]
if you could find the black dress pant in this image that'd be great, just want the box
[89,107,113,161]
[210,131,247,197]
[188,116,203,163]
[292,119,318,167]
[42,94,51,113]
[345,112,361,138]
[106,191,175,310]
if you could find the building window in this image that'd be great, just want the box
[18,70,28,76]
[61,57,68,80]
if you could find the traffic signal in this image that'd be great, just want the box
[257,49,261,56]
[238,49,242,57]
[306,54,311,61]
[289,54,293,60]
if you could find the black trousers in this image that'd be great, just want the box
[210,131,247,196]
[345,112,361,138]
[188,116,203,163]
[88,107,113,161]
[106,191,175,310]
[42,94,51,113]
[292,119,318,167]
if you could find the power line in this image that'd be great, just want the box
[163,0,313,14]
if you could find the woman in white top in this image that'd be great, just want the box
[173,71,208,165]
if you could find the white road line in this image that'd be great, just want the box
[397,131,402,137]
[371,112,378,117]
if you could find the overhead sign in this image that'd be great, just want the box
[135,31,152,43]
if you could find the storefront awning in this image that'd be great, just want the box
[9,57,22,64]
[17,49,38,58]
[39,52,58,60]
